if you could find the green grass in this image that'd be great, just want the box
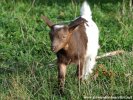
[0,0,133,99]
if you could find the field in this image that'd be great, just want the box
[0,0,133,99]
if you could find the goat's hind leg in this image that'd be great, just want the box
[82,56,96,80]
[76,61,84,80]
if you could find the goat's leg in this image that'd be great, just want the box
[83,56,96,80]
[58,63,66,93]
[77,62,83,80]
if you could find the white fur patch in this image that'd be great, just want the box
[82,19,99,80]
[54,25,64,30]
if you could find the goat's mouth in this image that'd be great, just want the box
[52,49,57,53]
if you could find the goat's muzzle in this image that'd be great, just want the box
[51,45,57,53]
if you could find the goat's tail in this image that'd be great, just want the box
[80,1,92,19]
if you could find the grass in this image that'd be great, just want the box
[0,0,133,99]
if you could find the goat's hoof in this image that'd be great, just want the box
[58,87,65,95]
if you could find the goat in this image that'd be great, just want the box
[42,1,99,93]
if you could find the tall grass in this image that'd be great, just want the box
[0,0,133,99]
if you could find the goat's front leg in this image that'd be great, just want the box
[58,63,66,93]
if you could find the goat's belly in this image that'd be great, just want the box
[57,55,84,65]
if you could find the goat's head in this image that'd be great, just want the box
[42,16,87,53]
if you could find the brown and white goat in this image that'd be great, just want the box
[42,1,99,92]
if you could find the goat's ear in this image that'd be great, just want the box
[68,24,79,32]
[41,15,54,28]
[68,17,87,32]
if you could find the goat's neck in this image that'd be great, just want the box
[63,34,76,53]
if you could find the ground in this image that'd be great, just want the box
[0,0,133,99]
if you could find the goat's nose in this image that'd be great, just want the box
[51,46,56,51]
